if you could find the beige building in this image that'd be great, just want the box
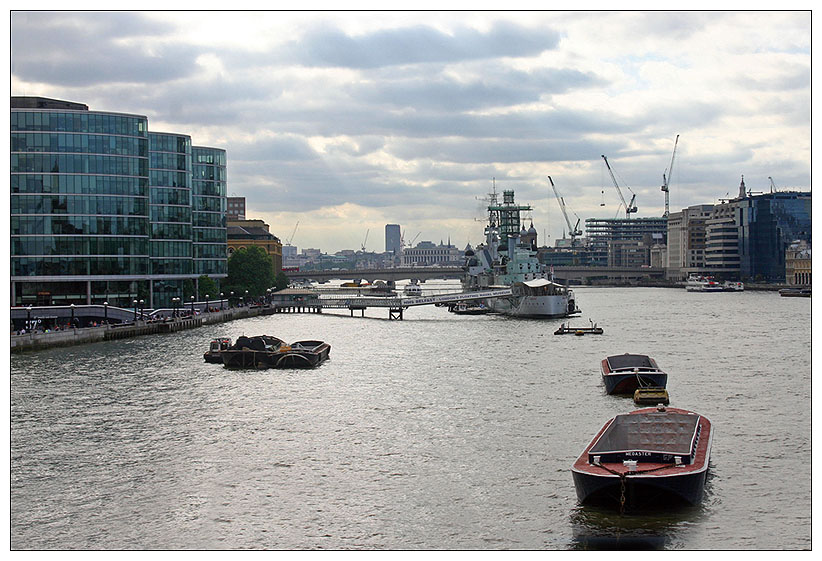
[227,219,283,274]
[666,204,714,280]
[785,240,811,285]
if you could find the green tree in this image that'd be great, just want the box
[274,271,290,291]
[225,246,276,298]
[198,275,218,300]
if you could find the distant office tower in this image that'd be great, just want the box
[227,196,246,220]
[10,96,227,308]
[385,224,401,254]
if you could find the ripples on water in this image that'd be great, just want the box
[10,285,811,549]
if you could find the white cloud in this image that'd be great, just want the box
[10,10,811,252]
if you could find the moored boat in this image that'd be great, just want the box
[403,280,423,297]
[779,287,811,297]
[601,353,667,395]
[204,337,232,363]
[686,274,723,292]
[220,335,330,369]
[461,186,579,318]
[274,340,331,368]
[554,320,603,335]
[448,301,491,315]
[686,275,744,292]
[571,406,713,510]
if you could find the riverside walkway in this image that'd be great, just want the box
[309,288,512,319]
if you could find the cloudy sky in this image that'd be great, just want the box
[10,9,811,253]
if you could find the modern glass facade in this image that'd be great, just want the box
[738,192,812,281]
[149,132,193,307]
[10,97,227,308]
[192,147,227,277]
[584,217,669,267]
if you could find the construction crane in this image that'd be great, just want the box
[601,154,637,219]
[399,230,419,251]
[361,229,369,252]
[286,221,299,246]
[548,176,582,246]
[769,176,777,193]
[661,134,679,218]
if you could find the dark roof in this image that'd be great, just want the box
[589,412,700,459]
[12,96,88,110]
[606,354,654,370]
[227,226,279,241]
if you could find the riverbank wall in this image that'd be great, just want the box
[10,306,267,353]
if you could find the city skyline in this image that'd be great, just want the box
[10,10,811,253]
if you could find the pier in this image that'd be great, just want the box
[273,287,514,320]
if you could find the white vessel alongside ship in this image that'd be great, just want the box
[462,187,579,318]
[686,274,744,292]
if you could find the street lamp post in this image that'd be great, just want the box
[26,305,31,330]
[133,299,138,321]
[139,300,145,321]
[230,291,234,308]
[220,292,224,310]
[190,295,195,316]
[245,290,249,306]
[205,294,209,313]
[70,303,76,327]
[104,301,108,324]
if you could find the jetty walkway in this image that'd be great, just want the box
[11,287,513,352]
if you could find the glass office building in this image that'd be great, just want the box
[738,192,812,281]
[10,96,227,308]
[149,132,194,306]
[192,147,228,277]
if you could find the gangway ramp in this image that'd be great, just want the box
[316,287,512,319]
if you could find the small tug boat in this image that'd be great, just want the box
[571,406,713,511]
[634,387,670,406]
[403,279,423,297]
[221,335,331,369]
[779,287,811,297]
[601,353,668,395]
[554,319,603,335]
[448,301,491,315]
[204,337,232,363]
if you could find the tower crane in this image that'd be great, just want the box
[601,154,637,219]
[361,229,369,252]
[399,230,421,251]
[286,221,299,246]
[548,176,582,246]
[661,134,679,218]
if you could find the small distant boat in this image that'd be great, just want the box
[571,406,713,510]
[686,274,744,292]
[554,319,603,335]
[601,354,668,395]
[341,279,370,288]
[448,301,491,315]
[634,387,670,406]
[779,287,811,298]
[403,280,423,297]
[204,337,232,363]
[221,335,330,369]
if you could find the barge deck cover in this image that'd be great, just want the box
[588,411,700,464]
[605,354,655,371]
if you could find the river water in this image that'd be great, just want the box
[10,284,812,550]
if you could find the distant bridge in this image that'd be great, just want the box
[284,267,463,283]
[285,266,666,284]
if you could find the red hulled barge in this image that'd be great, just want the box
[571,406,712,511]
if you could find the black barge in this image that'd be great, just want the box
[220,335,330,369]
